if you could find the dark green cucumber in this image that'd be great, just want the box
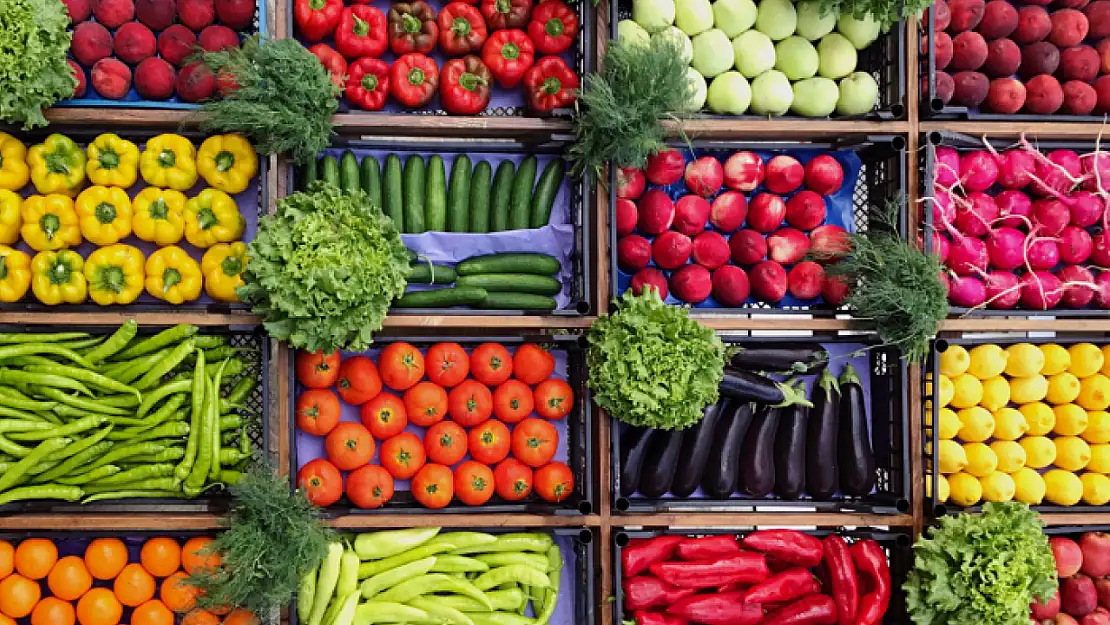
[299,157,318,190]
[403,155,426,233]
[478,293,557,310]
[456,253,561,276]
[361,155,382,210]
[457,274,561,296]
[490,161,515,232]
[339,150,360,194]
[530,158,565,228]
[509,156,537,230]
[408,263,458,284]
[425,155,447,232]
[383,155,404,230]
[319,155,340,188]
[394,287,488,308]
[447,155,471,233]
[469,161,492,234]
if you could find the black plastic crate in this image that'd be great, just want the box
[611,335,910,514]
[610,136,906,314]
[0,323,270,516]
[288,335,595,515]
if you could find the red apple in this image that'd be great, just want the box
[747,193,787,232]
[637,189,675,235]
[710,191,747,232]
[1080,534,1110,577]
[616,167,646,199]
[1082,607,1110,625]
[684,156,724,197]
[764,155,805,194]
[723,151,765,191]
[811,224,851,261]
[1031,590,1061,621]
[1096,579,1110,610]
[1063,575,1099,617]
[645,149,685,186]
[615,198,638,236]
[804,154,845,195]
[1054,537,1085,577]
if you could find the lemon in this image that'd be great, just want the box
[1006,343,1046,377]
[1041,344,1072,375]
[936,473,950,503]
[951,374,984,409]
[1069,343,1105,378]
[964,442,998,477]
[990,440,1027,473]
[938,408,961,440]
[1020,402,1056,436]
[1021,436,1057,468]
[940,345,971,377]
[968,344,1009,380]
[1047,372,1082,405]
[990,408,1028,441]
[1102,345,1110,375]
[1053,403,1089,436]
[1044,469,1084,506]
[1054,436,1092,471]
[1010,375,1049,404]
[938,439,969,474]
[937,375,954,408]
[957,407,995,442]
[1012,467,1047,504]
[1082,473,1110,505]
[1084,411,1110,444]
[1090,444,1110,473]
[1078,374,1110,411]
[948,472,983,507]
[980,471,1016,502]
[979,376,1011,411]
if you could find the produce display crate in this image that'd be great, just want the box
[288,137,592,315]
[609,136,905,313]
[1,128,266,313]
[611,335,910,514]
[0,323,270,516]
[288,335,595,514]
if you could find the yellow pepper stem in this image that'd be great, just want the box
[221,254,244,277]
[198,207,219,230]
[98,149,121,171]
[47,258,76,285]
[95,202,117,224]
[40,214,60,241]
[215,151,236,172]
[95,265,127,293]
[158,149,177,169]
[0,256,8,281]
[162,267,182,293]
[149,198,169,220]
[45,152,73,175]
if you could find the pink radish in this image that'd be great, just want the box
[1069,190,1103,227]
[1020,270,1064,309]
[986,226,1026,270]
[1030,149,1082,198]
[767,227,811,264]
[960,150,1000,192]
[946,236,989,275]
[929,231,951,262]
[1032,198,1070,236]
[1026,238,1060,270]
[933,190,957,230]
[1058,265,1095,308]
[1095,273,1110,308]
[949,274,987,307]
[935,146,960,187]
[1081,151,1110,192]
[996,189,1033,227]
[1092,232,1110,266]
[1058,225,1093,264]
[985,271,1021,309]
[995,149,1036,189]
[955,192,999,236]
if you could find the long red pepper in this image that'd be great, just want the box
[743,530,824,567]
[822,536,859,625]
[675,535,742,561]
[850,539,891,625]
[632,612,688,625]
[650,553,770,589]
[764,594,839,625]
[622,535,685,577]
[745,567,823,604]
[666,592,764,625]
[622,576,697,610]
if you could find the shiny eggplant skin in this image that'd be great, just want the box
[774,382,809,500]
[638,429,685,497]
[701,401,754,498]
[739,406,779,497]
[619,426,654,497]
[728,343,829,374]
[806,368,841,500]
[837,364,876,496]
[671,400,729,497]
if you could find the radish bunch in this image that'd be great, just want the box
[930,134,1110,310]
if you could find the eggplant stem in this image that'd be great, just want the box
[774,379,813,409]
[839,363,862,387]
[817,367,840,396]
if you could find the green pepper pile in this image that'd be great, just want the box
[300,528,564,625]
[0,320,258,505]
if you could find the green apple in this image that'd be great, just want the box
[706,71,751,114]
[791,77,839,116]
[749,69,793,115]
[675,0,714,36]
[713,0,757,38]
[692,29,734,78]
[836,71,879,115]
[618,19,652,46]
[775,36,818,80]
[653,26,694,63]
[795,0,837,40]
[754,0,796,40]
[837,12,880,49]
[732,30,775,78]
[683,67,709,111]
[817,33,857,79]
[633,0,676,33]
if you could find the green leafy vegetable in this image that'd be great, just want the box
[817,0,920,32]
[0,0,76,129]
[587,288,724,430]
[238,182,411,352]
[198,37,339,165]
[904,502,1057,625]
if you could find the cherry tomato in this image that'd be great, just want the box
[337,356,382,405]
[360,392,408,440]
[533,378,574,420]
[454,460,495,506]
[297,458,343,506]
[513,344,555,385]
[404,381,449,427]
[425,342,470,387]
[379,432,426,479]
[295,389,341,436]
[378,342,425,391]
[492,380,534,423]
[324,422,375,471]
[470,343,513,385]
[346,465,394,509]
[494,458,533,501]
[424,421,468,466]
[534,461,574,502]
[448,380,494,427]
[468,419,510,465]
[296,350,341,388]
[411,463,454,509]
[510,418,558,467]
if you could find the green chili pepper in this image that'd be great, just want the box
[84,320,138,364]
[431,556,490,574]
[0,387,58,411]
[0,420,55,434]
[0,433,32,457]
[0,344,95,368]
[0,484,82,505]
[226,376,256,405]
[113,325,198,360]
[534,545,562,625]
[28,425,113,473]
[431,532,498,553]
[177,349,205,484]
[359,557,438,599]
[353,602,428,625]
[89,463,177,486]
[298,565,318,622]
[57,465,121,485]
[355,528,442,561]
[97,394,142,408]
[83,477,179,495]
[310,543,345,625]
[193,335,227,350]
[217,448,249,465]
[64,337,108,351]
[239,421,250,456]
[0,355,65,367]
[119,448,185,465]
[464,612,537,625]
[105,421,188,444]
[36,387,130,416]
[453,534,553,555]
[6,415,105,442]
[87,441,167,473]
[0,370,93,396]
[0,332,89,343]
[406,597,473,625]
[472,565,551,591]
[473,553,551,572]
[434,588,525,613]
[374,574,492,609]
[175,359,246,383]
[209,358,230,480]
[134,339,196,391]
[218,415,242,431]
[109,349,172,384]
[32,440,113,482]
[24,364,142,398]
[114,395,187,437]
[81,489,183,503]
[0,437,71,492]
[217,469,244,485]
[136,379,192,418]
[0,403,51,421]
[357,542,458,579]
[183,373,215,496]
[337,550,361,597]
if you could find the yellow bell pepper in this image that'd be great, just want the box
[86,133,140,188]
[0,133,30,191]
[0,190,22,246]
[197,134,258,195]
[0,246,31,303]
[75,186,132,246]
[132,187,186,246]
[140,134,198,191]
[202,242,248,302]
[27,134,86,197]
[20,195,82,252]
[85,244,145,306]
[31,250,87,305]
[184,189,245,248]
[145,245,203,305]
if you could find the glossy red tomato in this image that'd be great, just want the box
[533,378,574,420]
[534,461,574,502]
[324,422,375,471]
[468,419,510,465]
[424,421,468,466]
[346,465,394,509]
[470,343,513,385]
[448,380,493,427]
[411,463,454,509]
[379,432,426,480]
[454,461,495,506]
[425,343,470,387]
[513,344,555,385]
[493,458,533,501]
[378,342,425,391]
[510,418,559,467]
[337,356,382,405]
[296,459,343,506]
[492,380,534,423]
[296,350,341,388]
[359,393,408,439]
[295,389,341,436]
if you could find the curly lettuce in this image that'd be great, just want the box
[587,289,724,430]
[0,0,75,128]
[238,183,410,352]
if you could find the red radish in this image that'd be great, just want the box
[684,156,724,197]
[618,235,652,271]
[712,265,750,306]
[938,271,950,296]
[1030,148,1082,197]
[1081,151,1110,192]
[931,231,951,262]
[767,228,811,264]
[935,146,961,186]
[933,190,957,230]
[615,199,638,235]
[730,229,767,265]
[785,190,827,230]
[788,261,825,299]
[1032,198,1071,235]
[946,236,989,275]
[986,226,1026,270]
[960,150,1000,191]
[1059,265,1096,308]
[985,271,1021,308]
[996,189,1033,227]
[1020,270,1064,309]
[723,151,765,191]
[1026,238,1060,270]
[955,192,999,236]
[1059,225,1093,264]
[652,231,694,269]
[750,261,788,302]
[810,224,850,261]
[645,149,686,186]
[1093,232,1110,266]
[710,191,747,232]
[764,155,804,194]
[1096,273,1110,308]
[669,264,712,303]
[949,274,988,307]
[822,275,850,305]
[692,231,731,269]
[995,149,1036,188]
[673,195,711,235]
[631,268,669,299]
[803,155,844,195]
[747,194,786,232]
[637,189,675,234]
[616,167,646,199]
[1070,190,1103,227]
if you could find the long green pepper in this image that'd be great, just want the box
[183,372,215,495]
[83,319,138,364]
[209,358,230,480]
[134,339,196,391]
[23,365,141,398]
[0,437,71,492]
[28,426,114,475]
[32,441,114,482]
[136,380,193,418]
[37,387,130,415]
[176,351,204,484]
[0,370,93,396]
[112,324,198,360]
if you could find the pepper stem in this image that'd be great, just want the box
[401,12,421,33]
[44,151,71,175]
[0,255,8,281]
[215,151,236,173]
[98,265,127,293]
[158,149,177,169]
[542,76,562,95]
[95,202,117,225]
[198,207,219,230]
[221,254,244,277]
[452,16,471,36]
[149,198,169,220]
[495,0,511,14]
[40,213,60,240]
[99,148,120,171]
[408,67,426,86]
[162,267,182,293]
[309,0,326,9]
[458,71,486,92]
[354,14,370,36]
[545,17,564,37]
[361,73,379,91]
[501,42,520,60]
[49,258,73,285]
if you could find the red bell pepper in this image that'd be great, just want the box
[650,553,770,589]
[294,0,342,41]
[527,0,578,54]
[481,29,534,89]
[744,567,822,604]
[479,0,532,29]
[622,576,697,611]
[822,536,859,625]
[438,2,488,55]
[742,530,824,568]
[388,1,438,55]
[850,539,891,625]
[665,592,763,625]
[390,53,439,108]
[631,612,688,625]
[335,5,388,59]
[764,595,838,625]
[674,535,742,562]
[524,56,576,111]
[308,43,347,90]
[622,535,684,577]
[346,57,390,111]
[440,55,492,115]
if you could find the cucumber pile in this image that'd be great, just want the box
[398,253,563,310]
[302,151,566,234]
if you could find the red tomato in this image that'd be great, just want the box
[424,421,468,466]
[411,463,454,509]
[468,419,510,465]
[324,422,375,471]
[425,343,470,387]
[379,432,426,479]
[470,343,513,385]
[510,418,558,467]
[533,378,574,420]
[513,344,555,385]
[295,389,341,436]
[534,461,574,502]
[404,382,449,427]
[297,459,343,506]
[454,460,495,506]
[359,393,408,440]
[493,458,533,501]
[346,465,394,509]
[492,380,534,423]
[337,356,382,405]
[296,350,341,388]
[448,380,494,427]
[378,342,425,391]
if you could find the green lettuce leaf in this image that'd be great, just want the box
[0,0,75,128]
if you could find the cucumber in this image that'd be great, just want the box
[469,161,492,234]
[299,157,318,190]
[339,150,360,194]
[530,158,565,228]
[425,155,447,232]
[383,155,404,230]
[456,253,561,276]
[394,287,488,308]
[478,293,558,310]
[319,155,340,188]
[447,155,471,233]
[361,155,382,210]
[408,263,458,284]
[403,155,426,233]
[489,161,515,232]
[509,155,537,230]
[457,273,561,296]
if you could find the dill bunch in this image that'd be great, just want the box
[197,37,340,165]
[569,37,690,178]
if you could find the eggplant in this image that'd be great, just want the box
[739,405,779,497]
[720,369,814,408]
[701,401,753,498]
[671,400,729,497]
[619,426,654,497]
[838,364,876,496]
[773,380,809,500]
[638,429,685,497]
[806,368,841,500]
[728,343,830,374]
